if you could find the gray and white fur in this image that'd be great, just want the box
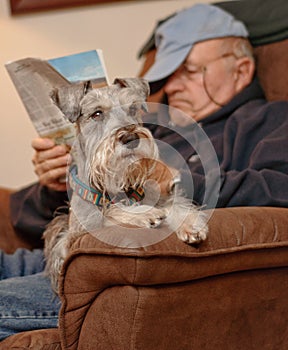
[44,78,208,293]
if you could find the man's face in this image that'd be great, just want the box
[164,39,241,125]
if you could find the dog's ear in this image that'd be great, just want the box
[113,78,150,100]
[50,81,92,123]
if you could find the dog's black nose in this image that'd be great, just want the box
[120,133,140,149]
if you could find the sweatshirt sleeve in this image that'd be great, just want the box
[180,102,288,208]
[10,183,68,247]
[180,151,288,209]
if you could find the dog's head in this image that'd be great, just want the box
[50,78,149,124]
[51,78,158,194]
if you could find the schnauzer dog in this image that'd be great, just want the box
[43,77,208,293]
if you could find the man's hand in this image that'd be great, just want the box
[32,138,71,192]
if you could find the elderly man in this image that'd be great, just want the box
[141,4,288,208]
[1,3,288,342]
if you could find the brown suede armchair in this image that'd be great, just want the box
[1,4,288,349]
[1,196,288,349]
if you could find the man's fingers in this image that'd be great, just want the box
[32,145,68,165]
[34,154,71,176]
[31,137,71,192]
[42,181,67,192]
[31,137,55,151]
[38,166,68,186]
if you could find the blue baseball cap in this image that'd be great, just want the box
[144,4,249,83]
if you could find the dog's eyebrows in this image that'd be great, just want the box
[94,100,112,110]
[118,89,145,105]
[82,91,112,108]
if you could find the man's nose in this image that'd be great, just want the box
[164,71,185,94]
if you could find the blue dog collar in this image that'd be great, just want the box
[69,165,145,208]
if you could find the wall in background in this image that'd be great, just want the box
[0,0,211,188]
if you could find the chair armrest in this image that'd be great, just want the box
[0,187,15,252]
[58,206,288,349]
[0,187,34,253]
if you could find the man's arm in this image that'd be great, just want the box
[10,138,70,245]
[10,183,68,247]
[181,104,288,208]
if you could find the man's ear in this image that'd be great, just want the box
[50,81,92,123]
[234,57,255,92]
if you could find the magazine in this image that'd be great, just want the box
[5,50,109,146]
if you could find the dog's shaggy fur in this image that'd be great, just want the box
[43,78,208,293]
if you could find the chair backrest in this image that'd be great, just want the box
[254,39,288,101]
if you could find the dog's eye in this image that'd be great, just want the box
[129,104,138,117]
[90,110,103,120]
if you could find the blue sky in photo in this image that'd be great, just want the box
[48,50,106,83]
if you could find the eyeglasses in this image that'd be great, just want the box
[175,52,238,82]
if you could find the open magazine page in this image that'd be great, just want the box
[5,50,109,146]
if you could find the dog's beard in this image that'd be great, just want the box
[88,129,159,195]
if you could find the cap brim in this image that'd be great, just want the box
[143,45,192,83]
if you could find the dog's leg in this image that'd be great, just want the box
[104,204,168,228]
[174,209,208,244]
[43,215,70,293]
[163,196,208,244]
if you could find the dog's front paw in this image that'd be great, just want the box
[106,204,167,229]
[176,212,208,244]
[133,207,167,228]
